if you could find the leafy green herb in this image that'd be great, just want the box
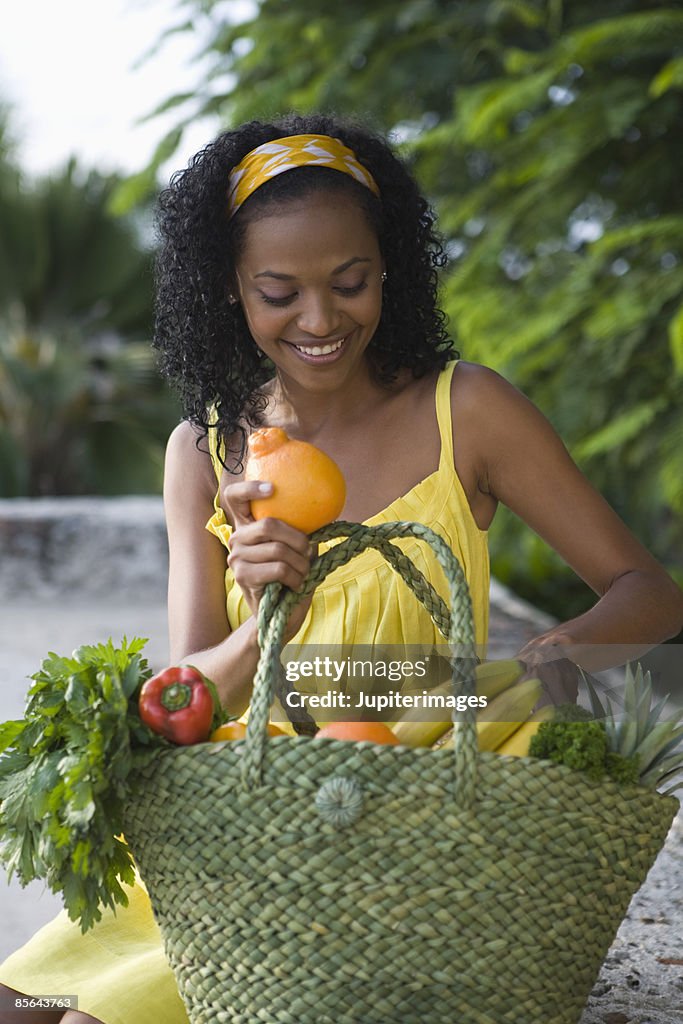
[0,637,167,932]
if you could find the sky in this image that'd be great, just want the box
[0,0,244,181]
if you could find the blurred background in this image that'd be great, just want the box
[0,0,681,624]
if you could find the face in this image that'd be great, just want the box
[233,192,384,388]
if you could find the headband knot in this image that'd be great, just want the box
[228,134,380,217]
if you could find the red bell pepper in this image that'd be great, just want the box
[138,665,216,745]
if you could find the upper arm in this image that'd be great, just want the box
[466,364,665,597]
[163,421,231,661]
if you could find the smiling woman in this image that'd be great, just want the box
[0,111,681,1024]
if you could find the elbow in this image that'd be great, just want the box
[615,567,683,642]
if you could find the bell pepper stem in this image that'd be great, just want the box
[160,683,193,712]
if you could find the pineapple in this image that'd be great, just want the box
[582,662,683,796]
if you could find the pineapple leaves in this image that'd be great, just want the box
[579,663,683,794]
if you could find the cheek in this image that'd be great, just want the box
[242,303,285,339]
[360,288,383,327]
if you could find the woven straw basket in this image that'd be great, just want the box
[123,521,679,1024]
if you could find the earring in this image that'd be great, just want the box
[228,294,238,305]
[381,271,387,283]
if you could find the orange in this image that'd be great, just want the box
[315,721,400,745]
[209,721,287,741]
[210,721,247,741]
[245,427,346,533]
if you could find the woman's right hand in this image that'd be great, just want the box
[222,479,316,642]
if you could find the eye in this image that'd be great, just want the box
[258,280,368,307]
[260,293,296,307]
[335,281,368,297]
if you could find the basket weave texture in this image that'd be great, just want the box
[123,522,679,1024]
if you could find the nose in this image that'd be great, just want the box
[295,292,342,338]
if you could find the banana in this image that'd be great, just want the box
[473,658,527,700]
[390,659,525,748]
[439,677,542,752]
[391,713,454,749]
[494,706,555,756]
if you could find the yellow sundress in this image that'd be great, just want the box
[0,358,489,1024]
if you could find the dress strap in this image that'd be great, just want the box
[435,359,459,472]
[206,410,224,514]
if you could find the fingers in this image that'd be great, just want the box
[229,545,311,592]
[222,479,273,528]
[229,517,313,563]
[517,655,581,709]
[515,634,582,709]
[515,636,569,670]
[227,517,315,611]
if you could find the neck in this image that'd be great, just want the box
[265,358,390,440]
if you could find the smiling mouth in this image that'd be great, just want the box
[288,337,346,356]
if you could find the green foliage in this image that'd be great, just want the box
[529,718,639,784]
[0,638,165,932]
[136,0,683,620]
[0,156,180,495]
[0,314,176,495]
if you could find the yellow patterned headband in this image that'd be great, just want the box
[227,134,380,217]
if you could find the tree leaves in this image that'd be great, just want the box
[668,303,683,376]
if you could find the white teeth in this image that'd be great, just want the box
[293,337,345,356]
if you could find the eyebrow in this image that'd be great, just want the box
[254,257,372,280]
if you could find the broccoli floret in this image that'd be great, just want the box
[529,720,640,786]
[530,720,608,782]
[553,703,595,723]
[605,751,640,785]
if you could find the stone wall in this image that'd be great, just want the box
[0,497,168,603]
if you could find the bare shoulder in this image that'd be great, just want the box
[449,360,561,493]
[165,419,212,464]
[163,420,220,516]
[447,360,515,499]
[450,359,524,413]
[451,358,565,423]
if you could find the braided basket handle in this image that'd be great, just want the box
[243,521,479,809]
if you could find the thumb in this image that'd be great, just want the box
[223,479,273,528]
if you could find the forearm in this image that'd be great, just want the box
[517,569,683,674]
[179,616,261,717]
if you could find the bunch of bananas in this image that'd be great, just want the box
[390,659,549,756]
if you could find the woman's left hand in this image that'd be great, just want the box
[515,632,581,708]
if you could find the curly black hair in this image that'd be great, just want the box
[153,111,457,469]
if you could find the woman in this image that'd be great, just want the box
[1,112,681,1024]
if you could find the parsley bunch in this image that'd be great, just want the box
[0,637,166,932]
